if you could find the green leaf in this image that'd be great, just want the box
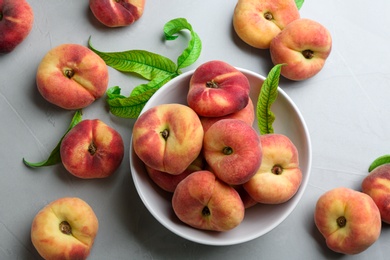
[368,154,390,172]
[295,0,304,9]
[106,74,175,118]
[107,88,157,118]
[130,73,178,97]
[89,17,202,119]
[106,86,127,99]
[89,39,177,81]
[257,64,284,135]
[164,18,202,70]
[23,110,83,168]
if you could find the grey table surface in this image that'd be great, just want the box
[1,0,390,259]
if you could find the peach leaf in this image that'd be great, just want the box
[368,154,390,172]
[256,64,284,135]
[23,110,83,168]
[295,0,304,10]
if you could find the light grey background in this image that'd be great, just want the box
[1,0,390,259]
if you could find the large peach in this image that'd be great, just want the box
[0,0,34,53]
[89,0,145,27]
[132,103,204,175]
[244,134,302,204]
[362,163,390,224]
[203,119,262,186]
[172,170,245,231]
[60,119,124,179]
[233,0,300,49]
[31,197,99,260]
[36,43,109,110]
[314,187,381,255]
[270,18,332,81]
[187,60,250,117]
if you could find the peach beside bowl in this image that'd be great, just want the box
[130,68,312,246]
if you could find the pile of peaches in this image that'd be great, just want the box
[132,60,303,232]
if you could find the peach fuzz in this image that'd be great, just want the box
[244,134,302,204]
[203,119,262,186]
[233,0,300,49]
[89,0,145,27]
[132,103,204,175]
[172,170,245,231]
[270,18,332,81]
[362,164,390,224]
[60,119,124,179]
[314,187,381,255]
[187,60,250,117]
[31,197,99,260]
[200,98,255,133]
[0,0,34,53]
[36,43,109,110]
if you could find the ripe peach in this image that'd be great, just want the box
[203,119,262,185]
[244,134,302,204]
[36,43,109,110]
[60,119,124,179]
[314,187,381,255]
[172,170,245,231]
[0,0,34,53]
[31,197,99,260]
[270,18,332,81]
[362,164,390,224]
[89,0,145,27]
[132,103,204,175]
[187,60,250,117]
[233,0,300,49]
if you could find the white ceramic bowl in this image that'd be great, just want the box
[130,68,312,246]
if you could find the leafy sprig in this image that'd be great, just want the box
[256,64,284,135]
[23,110,83,168]
[89,18,202,118]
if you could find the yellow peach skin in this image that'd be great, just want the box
[314,187,381,255]
[270,18,332,81]
[243,134,302,204]
[233,0,300,49]
[36,44,109,110]
[172,170,245,231]
[132,103,204,175]
[31,197,99,260]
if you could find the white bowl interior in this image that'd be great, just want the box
[130,68,312,246]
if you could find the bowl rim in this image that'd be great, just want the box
[130,67,312,246]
